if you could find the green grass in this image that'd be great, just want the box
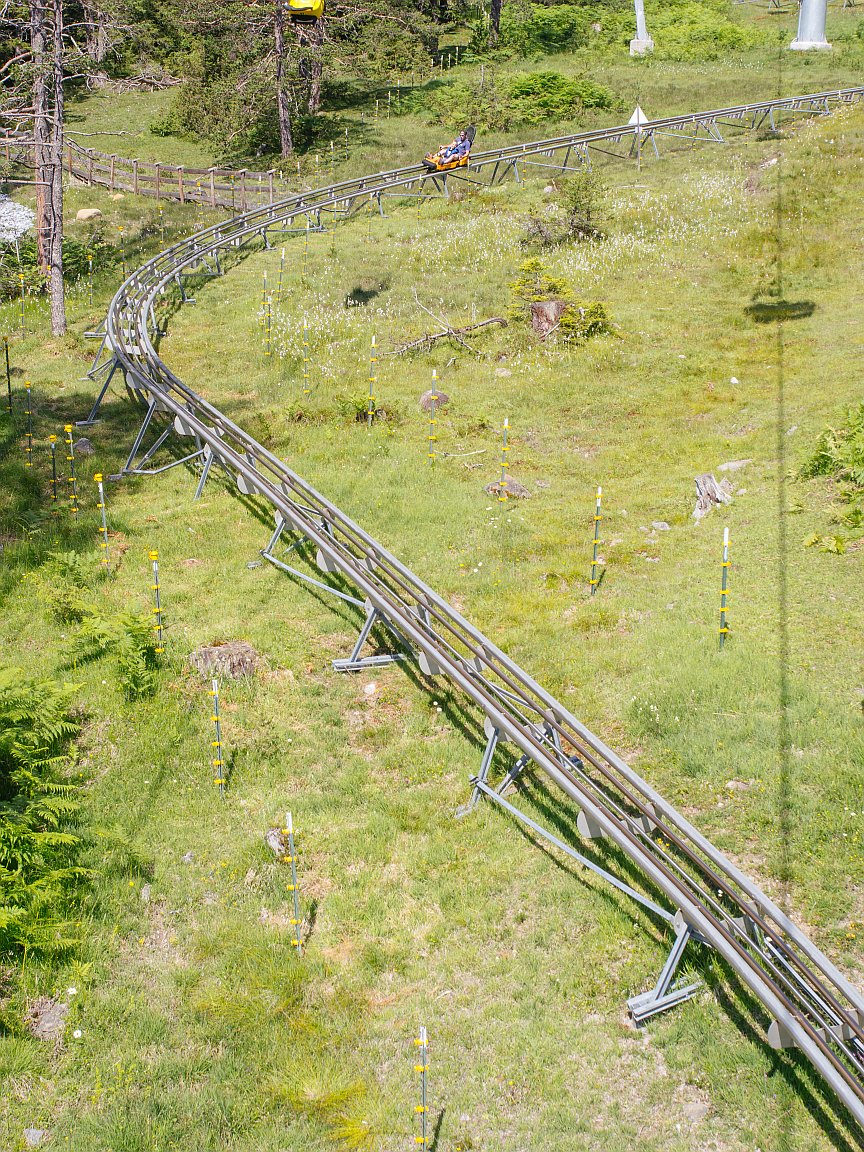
[1,55,864,1152]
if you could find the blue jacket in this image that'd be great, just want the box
[443,137,470,159]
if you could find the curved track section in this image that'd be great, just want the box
[95,90,864,1129]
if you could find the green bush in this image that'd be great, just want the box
[508,257,612,342]
[418,70,618,131]
[0,667,85,956]
[800,404,864,489]
[0,234,118,302]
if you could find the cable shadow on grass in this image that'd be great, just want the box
[707,959,860,1152]
[744,299,815,323]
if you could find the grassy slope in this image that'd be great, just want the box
[2,32,864,1152]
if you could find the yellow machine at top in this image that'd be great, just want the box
[288,0,324,22]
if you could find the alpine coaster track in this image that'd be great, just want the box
[85,88,864,1134]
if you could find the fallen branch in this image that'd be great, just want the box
[388,314,507,356]
[440,449,487,458]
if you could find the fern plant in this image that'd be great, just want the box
[0,667,86,957]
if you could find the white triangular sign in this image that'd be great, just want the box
[628,104,648,126]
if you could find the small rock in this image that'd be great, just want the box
[25,997,68,1042]
[651,521,670,531]
[786,425,798,436]
[730,376,739,385]
[23,1130,47,1148]
[181,558,202,568]
[362,681,378,697]
[543,184,555,193]
[265,828,287,856]
[189,640,261,680]
[419,389,450,413]
[75,208,102,222]
[181,851,194,864]
[140,883,152,904]
[718,459,752,473]
[495,366,512,378]
[726,779,748,792]
[244,868,257,886]
[111,193,125,200]
[246,560,262,569]
[535,480,550,489]
[682,1101,710,1123]
[72,437,94,456]
[484,474,530,499]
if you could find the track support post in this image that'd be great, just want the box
[332,601,407,672]
[627,911,703,1023]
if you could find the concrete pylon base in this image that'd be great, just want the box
[629,37,654,55]
[789,38,831,49]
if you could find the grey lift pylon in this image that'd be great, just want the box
[790,0,830,49]
[630,0,654,54]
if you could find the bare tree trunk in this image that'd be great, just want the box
[31,0,48,270]
[47,0,66,335]
[274,2,293,156]
[298,18,323,114]
[81,0,109,63]
[489,0,502,47]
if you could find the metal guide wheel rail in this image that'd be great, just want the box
[88,89,864,1132]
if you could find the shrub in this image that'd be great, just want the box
[0,234,118,302]
[523,171,608,248]
[508,257,612,343]
[0,667,85,956]
[800,404,864,489]
[416,70,618,131]
[74,611,161,701]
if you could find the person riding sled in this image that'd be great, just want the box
[424,127,475,172]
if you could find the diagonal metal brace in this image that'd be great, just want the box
[627,911,704,1023]
[332,603,407,672]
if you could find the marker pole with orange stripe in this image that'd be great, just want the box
[94,473,109,570]
[210,678,225,797]
[427,370,439,465]
[23,381,33,469]
[719,527,730,649]
[149,549,164,654]
[284,811,303,955]
[590,485,602,596]
[413,1026,428,1147]
[64,424,78,517]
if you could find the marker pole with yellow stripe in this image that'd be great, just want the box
[260,270,268,330]
[284,811,303,955]
[48,435,58,510]
[719,526,730,649]
[302,219,310,285]
[19,273,25,334]
[498,417,509,502]
[302,317,311,397]
[158,204,164,248]
[210,677,225,797]
[64,425,79,517]
[276,247,285,306]
[94,473,110,570]
[265,295,273,358]
[367,334,377,431]
[590,485,602,596]
[149,549,164,654]
[413,1026,428,1147]
[118,226,126,278]
[87,252,94,307]
[427,370,439,465]
[23,382,33,469]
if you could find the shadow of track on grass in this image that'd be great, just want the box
[745,299,816,323]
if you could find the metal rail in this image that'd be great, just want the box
[91,89,864,1131]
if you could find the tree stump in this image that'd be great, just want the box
[189,640,261,679]
[693,473,733,521]
[531,300,567,337]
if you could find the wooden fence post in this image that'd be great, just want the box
[109,154,116,192]
[239,168,247,211]
[209,167,216,209]
[268,169,274,204]
[133,159,138,196]
[88,151,94,186]
[155,163,161,200]
[178,165,185,204]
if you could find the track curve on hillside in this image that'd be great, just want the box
[92,89,864,1131]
